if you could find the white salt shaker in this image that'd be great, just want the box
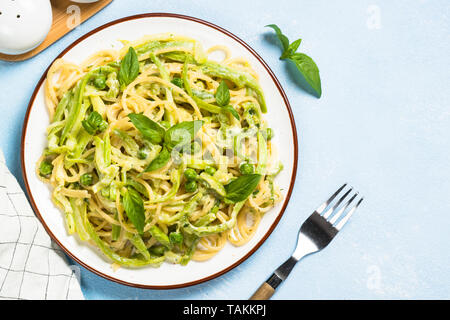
[0,0,53,55]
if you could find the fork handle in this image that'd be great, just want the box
[249,256,298,300]
[249,274,281,300]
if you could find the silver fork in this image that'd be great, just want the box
[249,184,363,300]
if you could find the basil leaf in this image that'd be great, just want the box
[266,24,289,51]
[118,47,140,87]
[215,80,230,107]
[288,53,322,98]
[223,105,240,120]
[164,120,203,151]
[128,113,165,144]
[267,22,302,60]
[215,81,239,119]
[122,188,145,234]
[281,38,302,60]
[224,174,262,203]
[143,147,170,172]
[266,24,322,98]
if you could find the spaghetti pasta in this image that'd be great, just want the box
[37,33,283,268]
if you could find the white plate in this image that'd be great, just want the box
[21,14,298,289]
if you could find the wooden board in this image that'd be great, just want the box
[0,0,113,62]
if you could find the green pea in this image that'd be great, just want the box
[149,245,166,256]
[137,147,150,160]
[239,162,255,175]
[185,180,198,193]
[184,168,198,181]
[93,75,107,90]
[80,173,93,186]
[71,182,81,190]
[39,161,53,177]
[171,77,184,88]
[204,166,216,176]
[169,232,183,244]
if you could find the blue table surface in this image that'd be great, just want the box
[1,0,449,299]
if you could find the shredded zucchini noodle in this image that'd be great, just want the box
[37,33,283,268]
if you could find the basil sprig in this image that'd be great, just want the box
[215,81,240,120]
[128,113,203,172]
[122,187,145,234]
[224,173,262,203]
[266,24,322,98]
[118,47,140,88]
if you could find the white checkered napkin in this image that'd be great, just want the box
[0,150,84,300]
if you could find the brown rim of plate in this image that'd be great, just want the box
[20,13,299,290]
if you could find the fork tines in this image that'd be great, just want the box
[315,183,363,230]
